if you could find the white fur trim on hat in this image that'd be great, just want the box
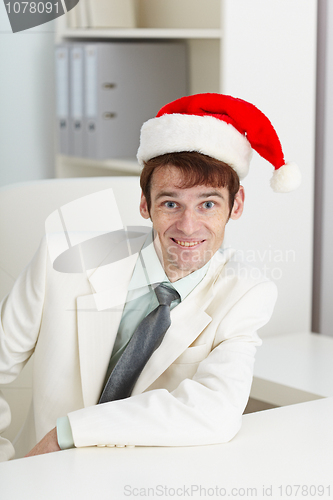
[270,162,302,193]
[137,113,253,179]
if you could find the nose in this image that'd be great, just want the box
[175,208,201,236]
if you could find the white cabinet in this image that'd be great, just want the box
[55,0,222,178]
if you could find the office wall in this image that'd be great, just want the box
[0,3,55,187]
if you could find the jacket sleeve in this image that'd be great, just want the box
[0,238,47,461]
[68,279,278,448]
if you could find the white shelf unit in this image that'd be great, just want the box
[55,0,223,177]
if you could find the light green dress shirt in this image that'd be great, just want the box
[57,232,209,449]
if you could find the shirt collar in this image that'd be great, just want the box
[128,231,210,301]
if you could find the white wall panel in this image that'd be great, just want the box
[222,0,317,336]
[318,0,333,336]
[0,3,55,187]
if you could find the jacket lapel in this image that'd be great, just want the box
[131,270,216,396]
[77,254,138,407]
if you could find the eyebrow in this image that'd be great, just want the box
[154,191,179,201]
[197,191,225,199]
[154,190,225,201]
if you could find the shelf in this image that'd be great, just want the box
[61,28,223,40]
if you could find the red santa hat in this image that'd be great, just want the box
[137,93,301,193]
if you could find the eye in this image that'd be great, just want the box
[164,201,177,209]
[202,201,215,209]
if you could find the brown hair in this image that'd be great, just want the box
[140,152,240,214]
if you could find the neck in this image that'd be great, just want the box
[152,234,200,283]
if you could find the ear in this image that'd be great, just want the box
[230,186,245,220]
[139,191,150,219]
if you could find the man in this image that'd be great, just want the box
[0,94,301,461]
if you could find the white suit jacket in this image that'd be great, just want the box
[0,235,277,460]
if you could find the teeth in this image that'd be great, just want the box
[176,240,200,247]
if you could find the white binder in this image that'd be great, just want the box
[55,45,70,155]
[83,42,187,160]
[69,45,84,157]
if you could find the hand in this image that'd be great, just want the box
[25,427,61,457]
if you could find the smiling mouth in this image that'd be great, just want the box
[171,238,205,247]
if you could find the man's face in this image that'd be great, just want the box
[140,165,244,282]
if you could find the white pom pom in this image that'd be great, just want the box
[270,162,302,193]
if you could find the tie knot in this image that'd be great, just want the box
[154,283,180,307]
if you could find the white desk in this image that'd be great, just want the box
[252,332,333,406]
[0,397,332,500]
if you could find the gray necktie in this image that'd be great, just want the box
[99,283,180,404]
